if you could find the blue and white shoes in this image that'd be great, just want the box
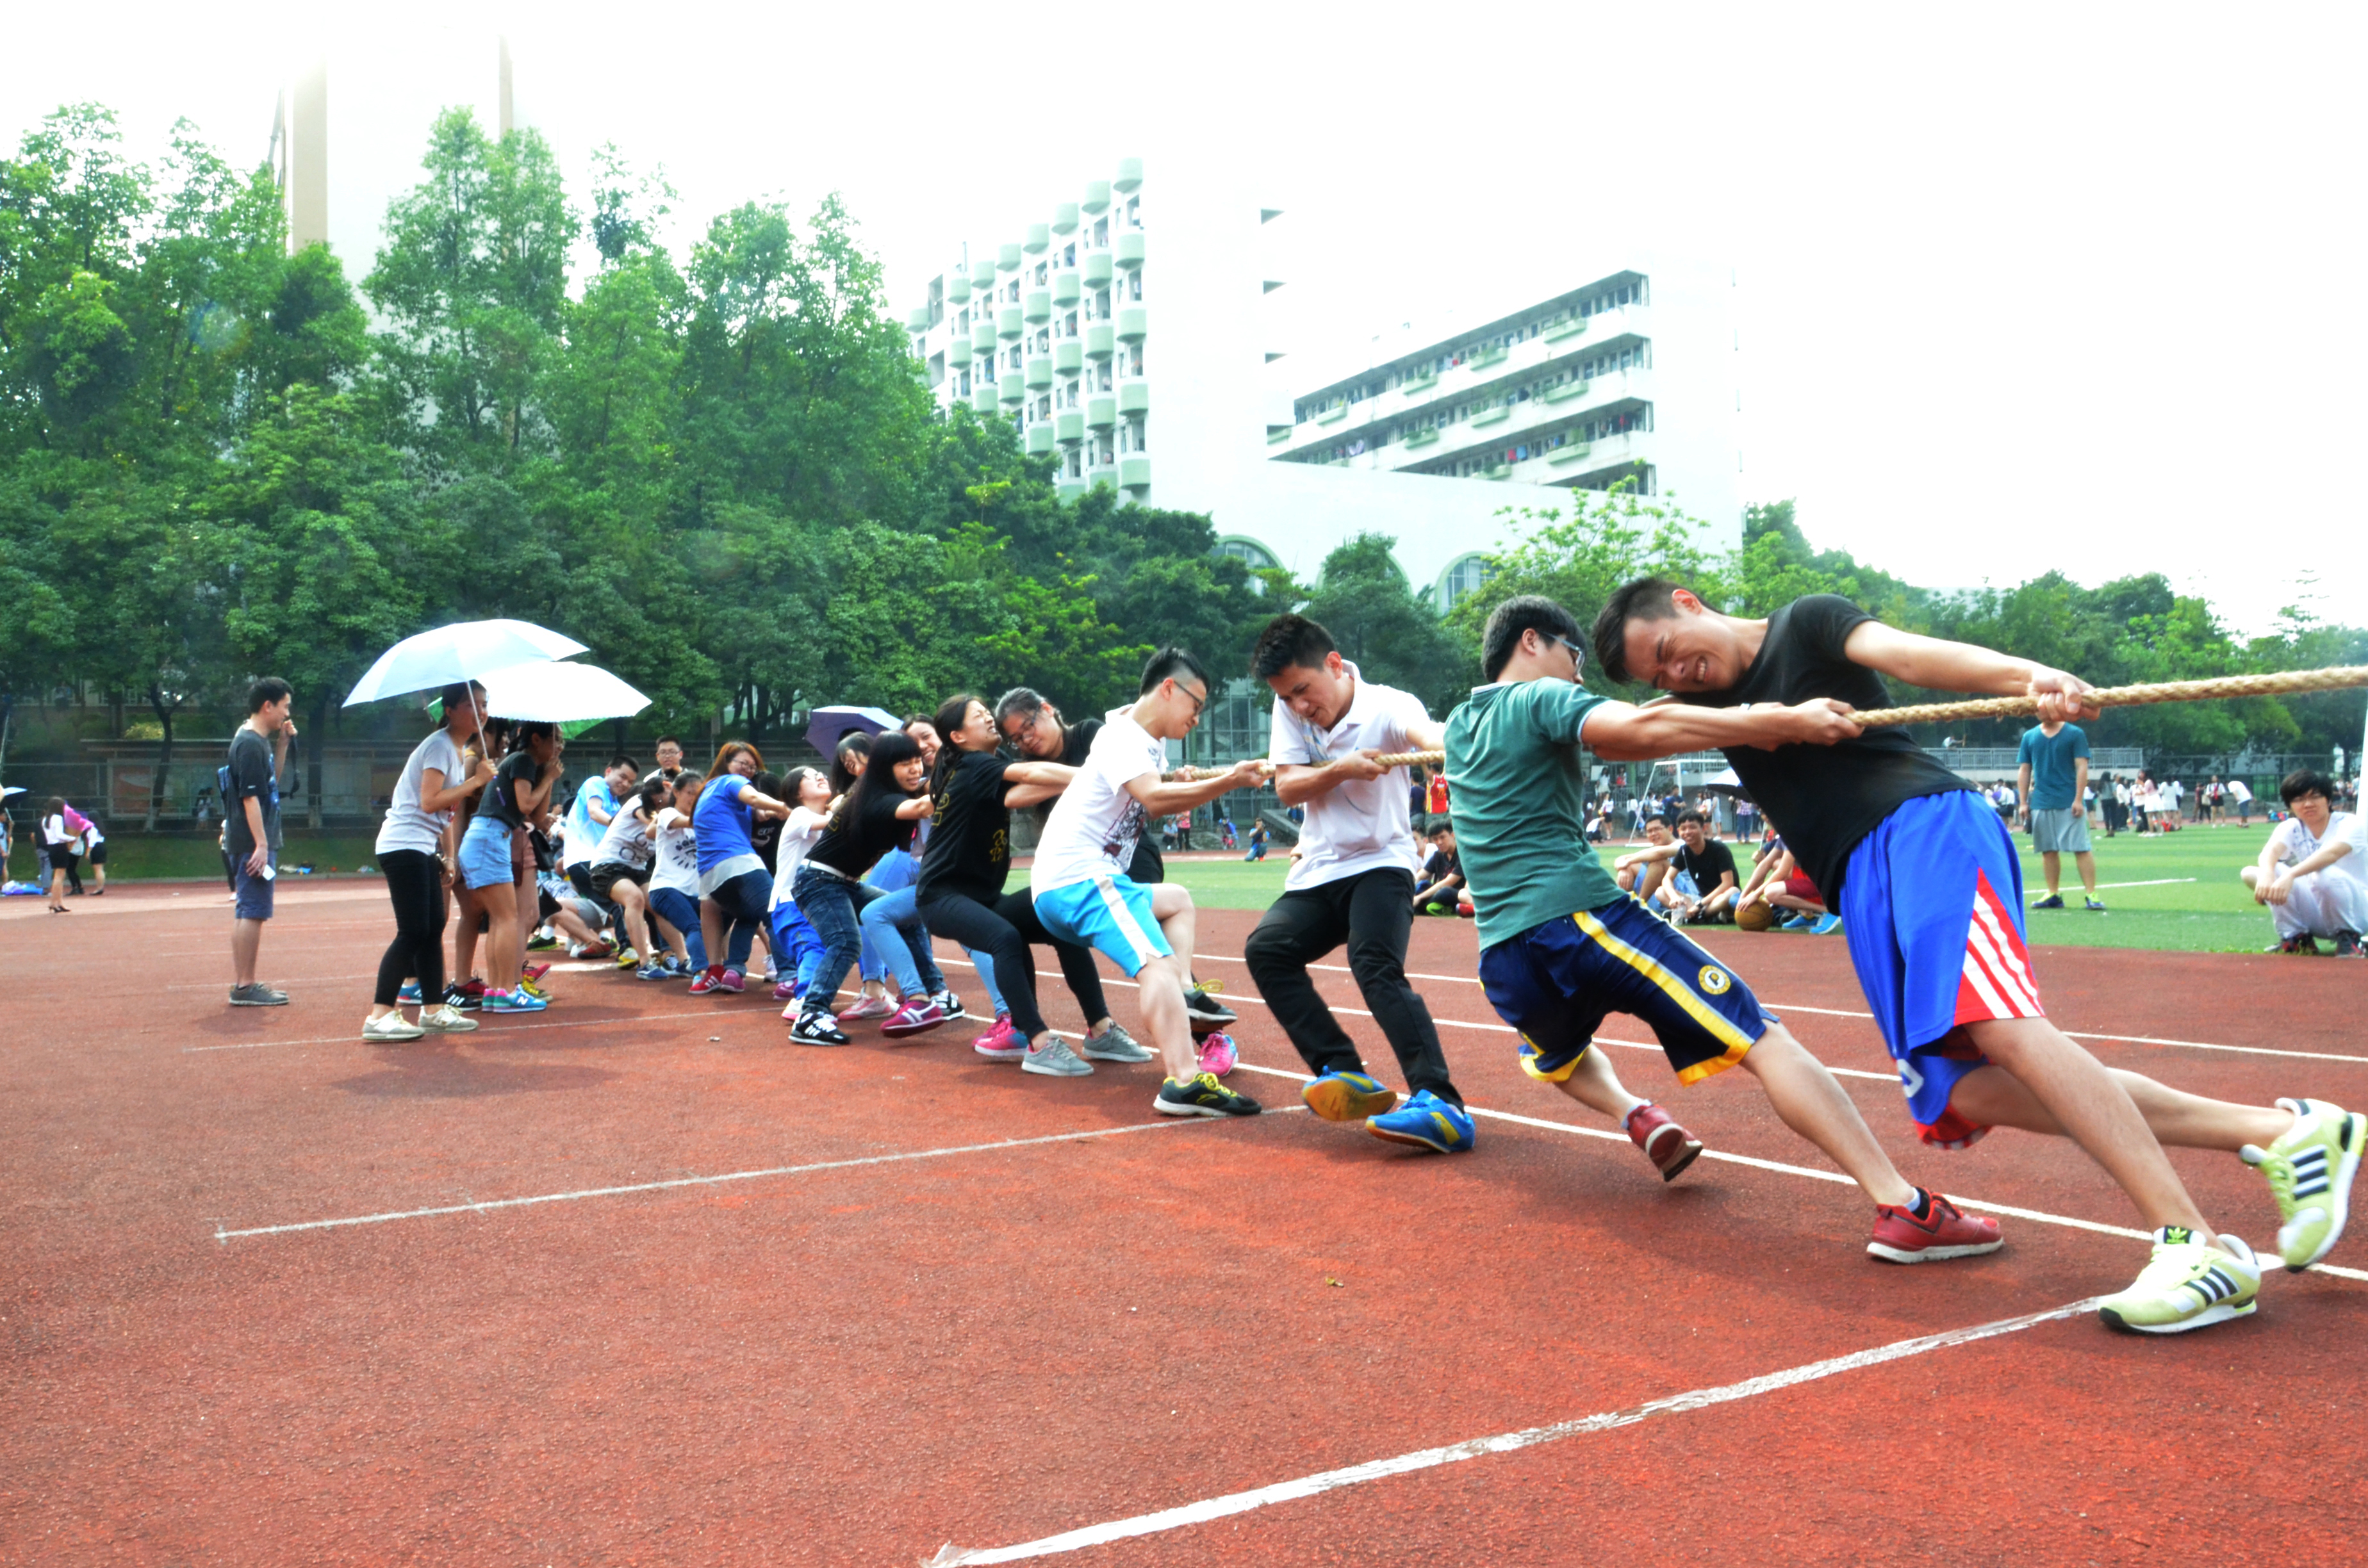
[1301,1066,1398,1122]
[1366,1090,1476,1154]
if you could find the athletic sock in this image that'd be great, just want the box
[1905,1187,1934,1221]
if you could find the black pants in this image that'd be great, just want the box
[376,848,447,1006]
[1244,867,1459,1104]
[919,888,1111,1041]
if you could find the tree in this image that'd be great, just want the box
[1295,533,1471,715]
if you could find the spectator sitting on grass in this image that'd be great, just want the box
[1736,840,1840,935]
[1412,821,1465,915]
[2242,768,2365,956]
[1613,817,1677,901]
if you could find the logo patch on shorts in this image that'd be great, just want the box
[1698,965,1732,995]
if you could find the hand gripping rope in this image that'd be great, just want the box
[1156,666,2368,780]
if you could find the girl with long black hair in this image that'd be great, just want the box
[787,730,944,1045]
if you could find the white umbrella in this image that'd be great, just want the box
[477,660,650,724]
[343,619,589,707]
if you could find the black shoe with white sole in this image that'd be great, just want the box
[789,1010,850,1046]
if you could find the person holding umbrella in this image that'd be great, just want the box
[363,682,491,1041]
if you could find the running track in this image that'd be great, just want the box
[2,883,2362,1564]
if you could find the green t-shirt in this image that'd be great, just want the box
[1443,678,1622,947]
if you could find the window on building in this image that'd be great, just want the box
[1094,218,1108,245]
[1438,555,1491,612]
[1128,271,1142,301]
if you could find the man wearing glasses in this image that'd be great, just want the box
[1027,648,1268,1116]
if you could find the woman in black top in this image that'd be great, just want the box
[913,694,1126,1063]
[461,721,563,1011]
[787,731,941,1045]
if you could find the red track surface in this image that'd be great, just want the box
[3,883,2364,1564]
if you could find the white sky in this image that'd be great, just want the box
[9,1,2363,635]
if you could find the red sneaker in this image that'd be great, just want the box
[1625,1104,1704,1182]
[1867,1192,2004,1263]
[688,967,723,995]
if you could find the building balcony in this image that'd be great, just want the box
[1397,373,1436,402]
[1024,223,1049,254]
[1114,157,1142,192]
[1051,202,1079,236]
[1085,395,1116,429]
[998,243,1021,271]
[970,259,997,291]
[1081,250,1113,288]
[946,275,971,305]
[1024,290,1051,323]
[1115,306,1147,342]
[1117,379,1148,415]
[907,307,932,334]
[1119,454,1150,488]
[1086,462,1117,487]
[1547,442,1592,466]
[1084,323,1114,359]
[1462,344,1507,373]
[1115,231,1145,270]
[999,373,1026,404]
[1026,423,1055,454]
[1055,410,1084,443]
[1082,179,1110,214]
[1540,377,1591,404]
[1530,432,1649,487]
[1483,464,1512,481]
[1470,404,1511,429]
[998,308,1022,339]
[1542,316,1587,344]
[971,385,999,416]
[1057,477,1087,501]
[971,323,997,357]
[1053,338,1081,373]
[1025,356,1053,389]
[1052,270,1081,307]
[943,336,972,365]
[1403,426,1440,448]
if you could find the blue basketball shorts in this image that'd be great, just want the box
[1033,874,1172,977]
[1479,895,1775,1086]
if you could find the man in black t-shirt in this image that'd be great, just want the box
[226,676,295,1007]
[1411,822,1465,914]
[1595,580,2362,1333]
[1666,812,1738,924]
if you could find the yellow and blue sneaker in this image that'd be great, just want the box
[2097,1228,2260,1334]
[1366,1090,1476,1154]
[2242,1098,2364,1271]
[1303,1066,1397,1122]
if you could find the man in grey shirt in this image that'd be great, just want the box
[226,676,297,1004]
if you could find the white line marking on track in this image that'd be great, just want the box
[187,1008,732,1052]
[2088,877,2200,889]
[926,1295,2111,1565]
[215,1116,1247,1241]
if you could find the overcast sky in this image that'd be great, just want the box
[9,1,2362,635]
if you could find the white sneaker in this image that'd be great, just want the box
[363,1011,426,1042]
[416,1004,479,1033]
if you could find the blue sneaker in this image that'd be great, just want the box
[1365,1090,1476,1154]
[1303,1066,1398,1122]
[634,961,670,981]
[1777,914,1814,932]
[1810,913,1844,936]
[481,988,548,1013]
[397,981,422,1004]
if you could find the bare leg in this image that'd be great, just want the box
[1149,882,1198,983]
[615,883,654,960]
[2074,850,2098,897]
[1947,1062,2292,1154]
[1738,1025,1916,1207]
[1133,951,1197,1080]
[1961,1017,2221,1244]
[479,881,520,995]
[1552,1046,1647,1124]
[2041,851,2062,899]
[453,886,482,984]
[231,918,264,986]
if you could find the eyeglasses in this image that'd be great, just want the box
[1173,681,1208,718]
[1002,710,1044,741]
[1549,633,1588,671]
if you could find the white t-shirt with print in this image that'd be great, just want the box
[591,799,657,870]
[2270,812,2368,894]
[1030,708,1163,896]
[376,730,465,856]
[768,806,832,913]
[650,806,700,897]
[1268,665,1430,892]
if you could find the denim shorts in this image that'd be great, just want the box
[232,850,276,920]
[459,815,516,890]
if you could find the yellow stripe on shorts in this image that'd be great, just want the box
[1569,907,1755,1083]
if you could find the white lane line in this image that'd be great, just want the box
[2088,878,2200,889]
[1190,956,2368,1066]
[186,1008,734,1052]
[927,1296,2109,1565]
[215,1116,1240,1241]
[1221,1061,2368,1284]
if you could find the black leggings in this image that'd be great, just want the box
[376,849,448,1006]
[918,889,1112,1041]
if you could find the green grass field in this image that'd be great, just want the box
[3,833,384,885]
[1162,823,2288,955]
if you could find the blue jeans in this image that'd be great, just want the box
[859,883,946,997]
[647,885,708,970]
[966,946,1007,1015]
[796,866,914,1012]
[705,868,772,972]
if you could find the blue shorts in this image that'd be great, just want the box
[1479,896,1773,1086]
[232,850,275,920]
[1033,875,1171,977]
[459,815,515,891]
[1840,790,2045,1149]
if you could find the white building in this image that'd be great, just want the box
[904,158,1742,610]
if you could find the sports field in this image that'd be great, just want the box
[1172,824,2290,953]
[3,881,2360,1564]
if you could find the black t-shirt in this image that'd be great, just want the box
[1057,717,1164,884]
[807,788,918,878]
[918,751,1015,906]
[1679,594,1969,900]
[481,750,543,832]
[223,726,281,856]
[1419,847,1462,888]
[1672,837,1736,892]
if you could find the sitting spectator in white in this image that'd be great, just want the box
[1613,817,1677,900]
[2242,769,2365,956]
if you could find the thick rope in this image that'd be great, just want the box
[1158,666,2368,780]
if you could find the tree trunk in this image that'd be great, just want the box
[145,690,173,833]
[307,694,329,829]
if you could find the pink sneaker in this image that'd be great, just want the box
[718,967,746,994]
[839,994,894,1022]
[1197,1031,1238,1077]
[880,999,948,1039]
[771,978,798,1002]
[971,1015,1025,1059]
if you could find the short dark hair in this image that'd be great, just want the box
[994,686,1048,732]
[655,735,682,750]
[1249,615,1335,680]
[609,753,639,776]
[1675,810,1708,828]
[247,676,292,713]
[1480,595,1582,682]
[1428,816,1455,836]
[2280,768,2336,807]
[1589,576,1701,683]
[1140,646,1212,698]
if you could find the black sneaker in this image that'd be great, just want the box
[2335,931,2362,958]
[1183,983,1238,1032]
[2031,894,2066,910]
[2273,935,2321,955]
[930,990,967,1021]
[1155,1072,1262,1118]
[447,983,484,1013]
[789,1010,850,1047]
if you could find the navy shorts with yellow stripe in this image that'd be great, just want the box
[1479,896,1775,1086]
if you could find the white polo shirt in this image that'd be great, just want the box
[1269,664,1431,892]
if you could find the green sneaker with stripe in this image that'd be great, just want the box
[2097,1228,2260,1335]
[2241,1097,2365,1271]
